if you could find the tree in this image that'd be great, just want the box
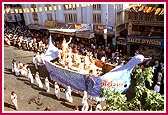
[100,66,164,111]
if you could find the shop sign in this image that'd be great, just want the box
[45,20,56,27]
[75,23,93,31]
[126,36,164,48]
[98,25,104,30]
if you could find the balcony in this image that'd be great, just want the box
[128,11,164,26]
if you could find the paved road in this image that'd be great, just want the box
[3,44,136,112]
[3,45,89,112]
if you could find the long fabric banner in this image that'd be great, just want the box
[44,36,144,96]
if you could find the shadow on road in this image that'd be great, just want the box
[4,68,12,74]
[39,91,56,100]
[60,101,75,110]
[17,77,29,82]
[31,85,46,92]
[4,102,16,110]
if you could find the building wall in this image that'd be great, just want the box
[21,4,121,27]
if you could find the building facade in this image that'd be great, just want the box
[4,3,165,59]
[20,3,126,47]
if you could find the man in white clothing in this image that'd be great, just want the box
[27,68,34,83]
[65,86,73,103]
[54,82,60,100]
[35,72,43,88]
[62,37,72,66]
[11,91,18,110]
[45,77,50,92]
[81,91,89,111]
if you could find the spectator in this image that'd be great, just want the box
[74,105,79,111]
[44,105,51,111]
[154,82,161,93]
[95,101,102,111]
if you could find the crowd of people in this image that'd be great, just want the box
[5,25,164,111]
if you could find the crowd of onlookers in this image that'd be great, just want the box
[5,24,164,111]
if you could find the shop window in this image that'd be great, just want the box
[47,13,52,21]
[64,13,77,23]
[93,4,101,10]
[31,4,38,21]
[93,13,101,23]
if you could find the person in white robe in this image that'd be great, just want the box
[81,91,89,111]
[27,68,34,83]
[20,64,28,77]
[65,86,73,103]
[45,77,50,92]
[157,71,163,83]
[54,82,60,100]
[33,55,38,69]
[12,59,19,76]
[13,61,21,76]
[35,72,43,88]
[40,52,45,64]
[12,59,16,73]
[95,101,102,111]
[154,82,161,93]
[11,91,18,110]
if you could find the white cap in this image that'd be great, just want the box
[67,86,71,89]
[157,82,161,85]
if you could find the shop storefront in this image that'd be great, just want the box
[126,35,164,59]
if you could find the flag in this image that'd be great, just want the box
[49,6,52,10]
[54,6,57,10]
[30,8,34,12]
[143,6,148,13]
[58,5,61,10]
[39,7,42,12]
[159,8,164,15]
[15,9,19,13]
[150,7,156,12]
[65,4,68,9]
[19,9,23,13]
[138,6,144,11]
[155,8,161,15]
[10,9,15,13]
[44,7,48,11]
[146,7,152,13]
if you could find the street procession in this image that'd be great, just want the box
[3,2,165,112]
